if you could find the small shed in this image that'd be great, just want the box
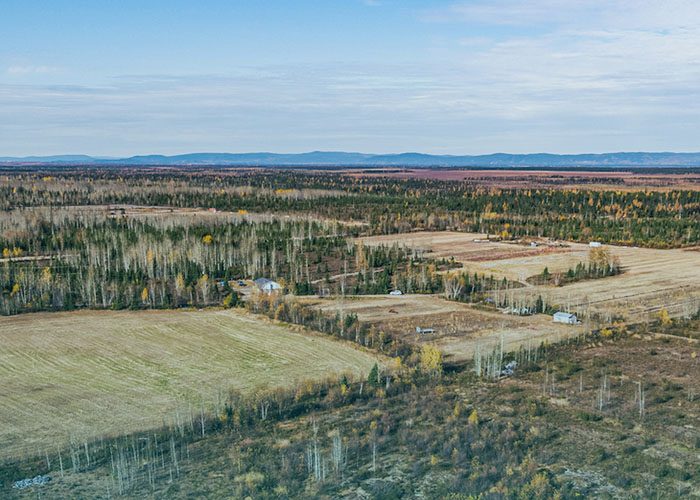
[553,311,578,324]
[254,278,282,293]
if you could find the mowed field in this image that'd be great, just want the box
[358,231,700,320]
[301,295,584,364]
[0,309,378,460]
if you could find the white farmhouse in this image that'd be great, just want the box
[553,311,578,324]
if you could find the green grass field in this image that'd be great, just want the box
[0,308,378,460]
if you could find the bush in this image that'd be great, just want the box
[578,412,603,422]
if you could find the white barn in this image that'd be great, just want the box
[254,278,282,293]
[553,311,578,324]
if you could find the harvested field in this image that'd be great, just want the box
[358,231,700,321]
[358,231,571,280]
[0,308,378,460]
[302,294,583,363]
[511,246,700,321]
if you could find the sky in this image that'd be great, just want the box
[2,0,700,156]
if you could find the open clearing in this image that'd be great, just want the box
[358,231,700,320]
[301,295,584,364]
[0,308,378,460]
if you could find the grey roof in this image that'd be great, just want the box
[254,278,281,289]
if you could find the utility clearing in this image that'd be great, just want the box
[0,308,378,460]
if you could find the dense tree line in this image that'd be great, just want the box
[2,170,698,247]
[245,292,413,358]
[0,208,437,315]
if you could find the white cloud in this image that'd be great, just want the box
[415,0,700,116]
[6,65,58,75]
[2,55,699,155]
[421,0,700,29]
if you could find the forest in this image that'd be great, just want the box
[0,207,431,315]
[2,169,699,247]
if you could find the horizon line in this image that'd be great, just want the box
[3,150,700,159]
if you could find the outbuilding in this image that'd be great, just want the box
[553,311,578,324]
[254,278,282,293]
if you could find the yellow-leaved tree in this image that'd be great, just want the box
[40,266,52,285]
[657,307,672,327]
[175,273,186,300]
[420,345,443,377]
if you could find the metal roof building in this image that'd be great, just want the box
[553,311,578,324]
[254,278,282,293]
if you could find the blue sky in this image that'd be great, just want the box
[2,0,699,156]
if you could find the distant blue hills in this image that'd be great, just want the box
[1,151,700,167]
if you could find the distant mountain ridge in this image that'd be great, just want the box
[1,151,700,167]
